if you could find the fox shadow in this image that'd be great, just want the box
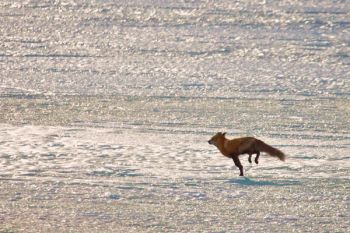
[226,177,301,187]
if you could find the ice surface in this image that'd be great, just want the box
[0,125,349,232]
[0,0,349,232]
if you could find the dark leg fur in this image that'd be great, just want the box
[248,154,252,163]
[232,157,244,176]
[255,151,260,164]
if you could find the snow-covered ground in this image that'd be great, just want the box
[0,124,349,232]
[0,0,349,232]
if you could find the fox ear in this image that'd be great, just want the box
[222,132,226,136]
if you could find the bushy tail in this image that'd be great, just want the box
[256,140,286,161]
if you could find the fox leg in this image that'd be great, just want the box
[232,157,244,176]
[255,151,260,164]
[248,154,252,163]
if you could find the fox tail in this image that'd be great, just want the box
[256,140,286,161]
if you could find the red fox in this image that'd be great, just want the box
[208,132,286,176]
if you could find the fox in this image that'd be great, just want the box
[208,132,286,176]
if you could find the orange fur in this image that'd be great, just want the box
[208,132,286,176]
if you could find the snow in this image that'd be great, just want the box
[0,0,349,232]
[0,125,348,232]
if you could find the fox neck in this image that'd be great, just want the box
[215,137,229,155]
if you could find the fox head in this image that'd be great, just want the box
[208,132,226,147]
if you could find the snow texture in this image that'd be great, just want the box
[0,0,349,232]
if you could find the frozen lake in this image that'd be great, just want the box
[0,0,349,232]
